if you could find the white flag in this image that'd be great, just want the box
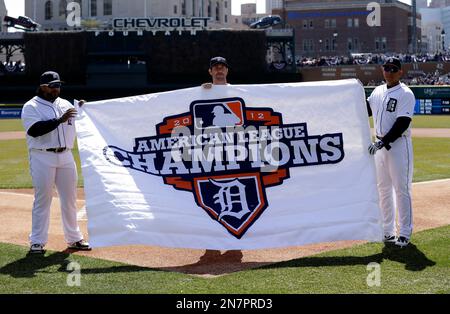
[76,79,383,249]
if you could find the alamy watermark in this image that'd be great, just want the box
[66,2,81,27]
[66,261,81,287]
[367,2,381,27]
[366,262,381,287]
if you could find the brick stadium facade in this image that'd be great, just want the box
[274,0,422,57]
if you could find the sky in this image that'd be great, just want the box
[4,0,24,18]
[3,0,418,19]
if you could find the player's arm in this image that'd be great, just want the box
[368,117,410,155]
[27,108,77,137]
[27,119,61,137]
[366,100,372,117]
[381,92,414,146]
[379,116,411,146]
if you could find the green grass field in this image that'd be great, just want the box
[0,119,24,132]
[0,139,83,188]
[411,115,450,128]
[368,115,450,128]
[414,138,450,182]
[1,137,449,188]
[1,115,449,132]
[0,225,448,294]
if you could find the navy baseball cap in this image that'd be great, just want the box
[40,71,64,85]
[210,56,229,68]
[383,57,401,70]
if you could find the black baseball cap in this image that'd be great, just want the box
[383,57,401,70]
[210,56,229,68]
[40,71,64,85]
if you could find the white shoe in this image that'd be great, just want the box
[395,236,410,248]
[29,243,45,254]
[68,239,92,251]
[383,234,397,243]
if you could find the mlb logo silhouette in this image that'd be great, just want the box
[192,98,245,129]
[194,175,267,238]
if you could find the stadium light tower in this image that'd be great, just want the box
[33,0,37,21]
[412,0,417,53]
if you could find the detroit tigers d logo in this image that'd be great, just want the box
[103,97,345,238]
[194,174,267,238]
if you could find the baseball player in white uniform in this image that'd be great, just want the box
[367,58,415,248]
[200,57,243,263]
[21,71,91,254]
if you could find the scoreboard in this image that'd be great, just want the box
[415,98,450,115]
[414,86,450,115]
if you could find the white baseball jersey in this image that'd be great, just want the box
[22,96,76,150]
[367,83,415,138]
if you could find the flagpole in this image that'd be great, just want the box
[33,0,37,21]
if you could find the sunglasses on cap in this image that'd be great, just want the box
[47,82,62,88]
[383,65,400,73]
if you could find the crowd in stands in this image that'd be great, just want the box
[367,70,450,86]
[0,60,25,74]
[296,52,450,67]
[295,52,450,86]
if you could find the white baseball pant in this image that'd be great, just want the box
[375,136,414,238]
[29,149,84,245]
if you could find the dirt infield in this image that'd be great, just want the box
[1,128,450,141]
[0,132,26,140]
[409,128,450,137]
[1,179,449,276]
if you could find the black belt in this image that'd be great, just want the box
[46,147,67,153]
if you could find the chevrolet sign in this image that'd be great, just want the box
[113,17,210,30]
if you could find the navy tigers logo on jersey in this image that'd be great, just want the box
[103,97,345,238]
[386,98,398,112]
